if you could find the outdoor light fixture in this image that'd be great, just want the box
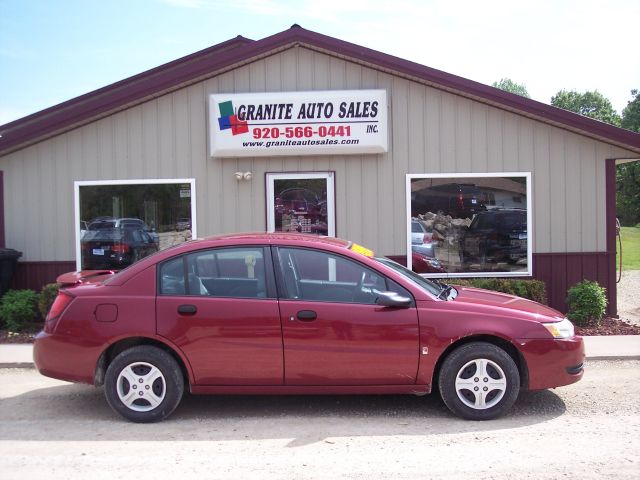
[234,171,252,181]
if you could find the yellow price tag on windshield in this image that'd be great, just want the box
[350,243,374,257]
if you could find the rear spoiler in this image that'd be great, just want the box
[56,270,116,287]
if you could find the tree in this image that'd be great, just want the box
[550,89,621,126]
[621,89,640,132]
[617,90,640,226]
[616,161,640,226]
[492,78,530,98]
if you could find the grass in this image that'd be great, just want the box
[617,226,640,271]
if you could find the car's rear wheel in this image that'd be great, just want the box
[438,342,520,420]
[104,345,184,423]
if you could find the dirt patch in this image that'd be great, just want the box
[575,316,640,336]
[617,270,640,326]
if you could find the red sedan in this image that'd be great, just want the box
[34,233,584,422]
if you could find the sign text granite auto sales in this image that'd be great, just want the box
[209,90,388,157]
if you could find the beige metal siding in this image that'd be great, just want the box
[0,46,636,262]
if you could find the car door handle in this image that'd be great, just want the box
[296,310,317,321]
[177,304,197,315]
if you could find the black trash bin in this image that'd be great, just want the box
[0,248,22,297]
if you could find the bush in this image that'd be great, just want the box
[448,278,547,304]
[566,280,607,327]
[38,283,60,318]
[0,289,39,332]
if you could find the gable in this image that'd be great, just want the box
[1,25,638,157]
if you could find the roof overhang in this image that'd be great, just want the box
[1,25,638,157]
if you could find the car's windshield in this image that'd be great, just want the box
[373,256,442,297]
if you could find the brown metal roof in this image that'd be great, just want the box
[1,25,638,156]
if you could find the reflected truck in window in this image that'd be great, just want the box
[459,209,527,266]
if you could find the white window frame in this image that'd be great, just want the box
[74,178,197,271]
[266,172,336,237]
[405,172,533,278]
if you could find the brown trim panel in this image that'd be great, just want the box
[533,252,614,316]
[0,171,4,248]
[12,261,76,291]
[605,158,618,315]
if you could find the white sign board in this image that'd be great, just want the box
[209,90,388,157]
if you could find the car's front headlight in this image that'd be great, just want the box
[542,318,576,339]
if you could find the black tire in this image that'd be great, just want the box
[104,345,184,423]
[438,342,520,420]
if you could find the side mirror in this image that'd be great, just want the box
[375,291,412,308]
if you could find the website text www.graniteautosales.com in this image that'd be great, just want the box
[242,139,360,148]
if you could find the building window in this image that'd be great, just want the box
[74,179,196,271]
[266,172,335,236]
[406,173,532,277]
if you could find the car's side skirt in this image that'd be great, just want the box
[190,385,431,395]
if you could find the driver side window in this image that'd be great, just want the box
[277,248,386,304]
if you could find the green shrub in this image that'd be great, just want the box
[448,278,547,304]
[566,280,607,327]
[0,289,39,332]
[38,283,60,318]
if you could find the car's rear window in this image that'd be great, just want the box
[83,229,123,241]
[460,185,481,195]
[89,221,116,230]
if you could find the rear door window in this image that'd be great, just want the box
[159,247,270,298]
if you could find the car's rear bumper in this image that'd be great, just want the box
[33,331,103,385]
[516,336,585,390]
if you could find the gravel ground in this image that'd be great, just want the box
[618,270,640,326]
[0,361,638,480]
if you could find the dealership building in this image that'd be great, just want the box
[1,25,638,314]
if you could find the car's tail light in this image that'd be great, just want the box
[45,291,74,333]
[112,243,130,254]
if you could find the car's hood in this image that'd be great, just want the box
[452,286,564,321]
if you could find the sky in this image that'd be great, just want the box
[0,0,638,126]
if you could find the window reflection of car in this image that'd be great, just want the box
[459,209,527,265]
[87,217,159,246]
[82,222,159,269]
[411,219,436,256]
[79,221,89,240]
[275,188,327,234]
[176,218,191,231]
[412,247,446,273]
[412,183,486,218]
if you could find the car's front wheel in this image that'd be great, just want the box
[438,342,520,420]
[104,345,184,423]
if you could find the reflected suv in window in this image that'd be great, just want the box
[86,217,159,245]
[459,209,527,265]
[82,218,159,269]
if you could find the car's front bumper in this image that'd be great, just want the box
[516,335,585,390]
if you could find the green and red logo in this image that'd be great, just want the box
[217,100,248,135]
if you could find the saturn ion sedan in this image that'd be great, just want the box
[34,233,584,423]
